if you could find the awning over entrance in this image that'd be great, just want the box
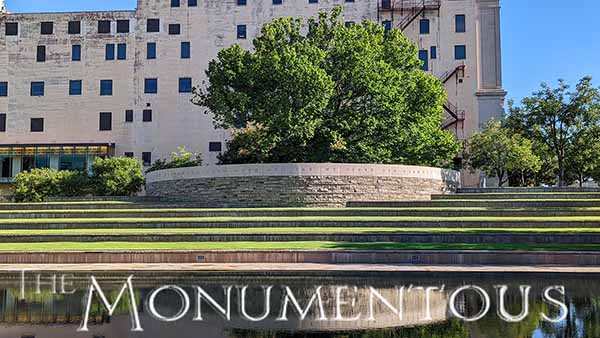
[0,143,115,157]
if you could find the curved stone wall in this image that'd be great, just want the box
[146,163,460,207]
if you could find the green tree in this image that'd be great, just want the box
[466,120,541,187]
[194,8,460,167]
[146,147,202,173]
[508,77,600,186]
[566,126,600,187]
[92,157,145,196]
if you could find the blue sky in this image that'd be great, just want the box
[6,0,600,103]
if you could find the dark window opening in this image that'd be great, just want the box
[168,24,181,35]
[117,20,130,33]
[5,23,18,36]
[98,20,111,33]
[143,109,153,122]
[142,152,152,166]
[36,45,46,62]
[99,112,112,131]
[209,142,222,152]
[68,21,81,34]
[41,21,54,35]
[147,19,160,33]
[30,118,44,132]
[125,110,134,122]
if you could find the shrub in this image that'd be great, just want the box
[146,147,202,173]
[13,168,92,202]
[92,157,145,196]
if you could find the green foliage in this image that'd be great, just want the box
[92,157,145,196]
[466,120,541,187]
[13,168,94,202]
[146,147,202,173]
[195,8,460,167]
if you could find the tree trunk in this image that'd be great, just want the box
[579,173,584,188]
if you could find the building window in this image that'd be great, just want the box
[419,19,430,34]
[69,80,82,96]
[0,82,7,97]
[143,109,153,122]
[124,152,134,158]
[142,152,152,166]
[117,43,127,60]
[237,25,247,39]
[106,44,115,60]
[41,22,54,35]
[237,0,247,4]
[30,118,44,132]
[181,42,191,59]
[179,77,192,93]
[0,114,5,132]
[22,155,50,171]
[117,20,130,33]
[99,112,112,131]
[147,19,160,33]
[98,20,111,34]
[418,50,429,71]
[100,80,113,96]
[68,21,81,34]
[456,14,466,33]
[125,110,134,122]
[345,21,354,28]
[455,45,467,60]
[59,154,87,171]
[5,23,18,36]
[382,20,392,34]
[168,24,181,35]
[36,46,46,62]
[309,0,318,3]
[30,82,45,96]
[430,46,437,59]
[144,78,158,94]
[188,0,197,6]
[273,0,282,4]
[147,42,157,59]
[209,142,222,152]
[72,45,81,61]
[171,0,180,7]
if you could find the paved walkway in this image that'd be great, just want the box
[1,263,600,273]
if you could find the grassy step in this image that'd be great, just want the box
[0,202,196,210]
[433,193,600,200]
[348,200,600,208]
[2,207,600,219]
[0,241,596,251]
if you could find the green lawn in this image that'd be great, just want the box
[2,227,600,236]
[0,241,596,251]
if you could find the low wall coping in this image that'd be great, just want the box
[146,163,460,184]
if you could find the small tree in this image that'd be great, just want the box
[92,157,145,196]
[146,147,202,173]
[567,126,600,187]
[466,120,541,187]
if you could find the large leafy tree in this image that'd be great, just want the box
[194,8,460,166]
[507,77,600,186]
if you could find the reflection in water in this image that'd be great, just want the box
[0,272,597,338]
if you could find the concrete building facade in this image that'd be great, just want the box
[0,0,505,185]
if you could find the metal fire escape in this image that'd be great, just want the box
[378,0,465,135]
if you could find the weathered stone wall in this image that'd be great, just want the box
[146,163,460,207]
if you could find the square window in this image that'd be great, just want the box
[179,77,192,93]
[419,19,430,34]
[100,80,113,96]
[72,45,81,61]
[144,78,158,94]
[456,14,466,33]
[69,80,82,96]
[188,0,197,6]
[143,109,153,122]
[125,110,134,122]
[381,0,391,9]
[418,50,429,71]
[117,20,130,33]
[31,118,44,132]
[0,82,7,97]
[117,43,127,60]
[5,23,18,36]
[237,0,247,4]
[98,20,111,33]
[237,25,247,39]
[171,0,180,7]
[124,152,134,158]
[0,114,6,132]
[31,82,45,96]
[455,45,467,60]
[99,112,112,131]
[147,42,157,59]
[168,24,181,35]
[181,42,190,59]
[147,19,160,33]
[36,46,46,62]
[142,152,152,166]
[106,44,115,60]
[41,22,54,35]
[68,21,81,34]
[209,142,222,152]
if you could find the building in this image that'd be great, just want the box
[0,0,505,186]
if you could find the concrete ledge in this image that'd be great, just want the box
[1,250,600,266]
[146,163,460,207]
[458,187,600,193]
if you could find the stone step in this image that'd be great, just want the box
[2,232,600,244]
[0,202,197,210]
[0,219,597,230]
[0,208,599,219]
[433,193,600,200]
[457,187,600,193]
[347,200,600,208]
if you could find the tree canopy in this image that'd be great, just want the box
[194,8,460,167]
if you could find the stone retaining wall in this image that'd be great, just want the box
[146,163,460,207]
